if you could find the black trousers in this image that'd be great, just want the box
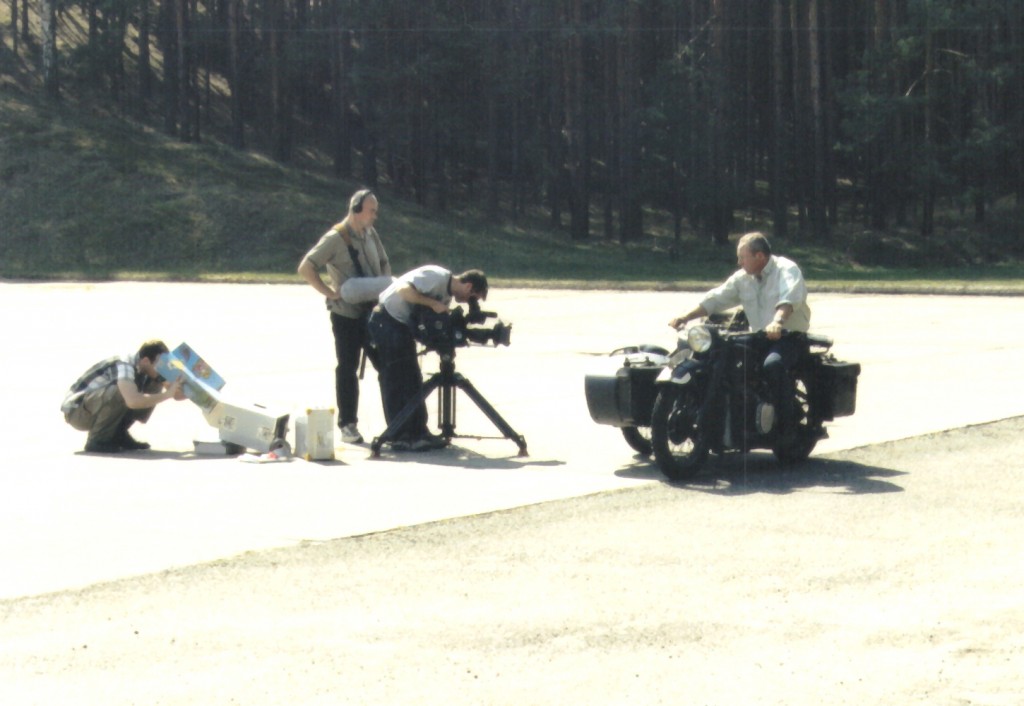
[366,308,430,440]
[331,312,369,427]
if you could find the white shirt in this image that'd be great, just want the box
[699,255,811,332]
[379,265,453,325]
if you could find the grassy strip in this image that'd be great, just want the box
[5,271,1024,297]
[3,88,1023,295]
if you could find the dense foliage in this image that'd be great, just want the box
[6,0,1024,251]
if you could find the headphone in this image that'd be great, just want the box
[350,189,375,214]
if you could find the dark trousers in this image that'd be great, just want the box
[762,336,803,434]
[331,312,368,427]
[366,308,429,440]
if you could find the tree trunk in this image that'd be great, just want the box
[1012,0,1024,205]
[159,0,179,136]
[564,0,589,241]
[807,0,828,240]
[770,0,788,239]
[603,28,618,240]
[618,0,642,243]
[41,0,59,99]
[88,1,98,45]
[190,0,201,140]
[268,0,291,163]
[175,0,192,141]
[484,0,500,219]
[708,0,731,245]
[789,0,808,235]
[10,0,18,54]
[139,0,153,108]
[510,0,526,218]
[329,3,350,175]
[920,6,935,238]
[109,2,128,105]
[865,0,889,228]
[821,0,838,225]
[228,0,245,148]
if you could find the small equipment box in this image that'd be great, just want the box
[156,342,290,454]
[294,408,336,461]
[816,359,861,420]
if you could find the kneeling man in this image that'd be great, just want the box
[61,339,185,453]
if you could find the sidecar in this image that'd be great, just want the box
[584,345,674,454]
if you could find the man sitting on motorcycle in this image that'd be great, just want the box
[668,231,811,440]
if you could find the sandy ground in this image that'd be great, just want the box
[2,417,1022,706]
[1,283,1022,704]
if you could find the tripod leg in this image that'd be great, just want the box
[453,376,528,456]
[370,375,442,456]
[438,375,455,439]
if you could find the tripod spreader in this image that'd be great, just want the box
[371,353,527,457]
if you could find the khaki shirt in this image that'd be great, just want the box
[304,224,391,318]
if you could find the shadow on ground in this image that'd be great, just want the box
[72,450,210,462]
[365,444,567,470]
[615,452,906,495]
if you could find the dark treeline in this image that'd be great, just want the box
[14,0,1024,247]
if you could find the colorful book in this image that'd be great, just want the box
[155,343,226,413]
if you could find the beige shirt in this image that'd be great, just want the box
[304,224,391,318]
[699,255,811,333]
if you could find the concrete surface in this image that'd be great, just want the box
[1,283,1022,601]
[2,416,1023,706]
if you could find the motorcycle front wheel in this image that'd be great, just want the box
[621,426,653,456]
[651,386,708,480]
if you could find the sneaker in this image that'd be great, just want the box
[424,433,449,449]
[340,423,364,444]
[409,435,448,452]
[84,439,124,454]
[390,439,412,452]
[117,432,151,451]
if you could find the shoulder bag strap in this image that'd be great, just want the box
[335,223,367,278]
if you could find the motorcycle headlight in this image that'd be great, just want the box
[687,325,714,354]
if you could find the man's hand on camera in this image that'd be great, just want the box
[430,300,448,314]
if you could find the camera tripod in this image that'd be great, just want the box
[370,352,528,457]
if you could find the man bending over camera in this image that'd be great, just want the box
[368,266,489,451]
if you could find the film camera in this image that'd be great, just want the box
[414,298,512,353]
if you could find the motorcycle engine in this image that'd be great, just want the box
[755,402,776,435]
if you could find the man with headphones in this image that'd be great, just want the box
[298,189,392,444]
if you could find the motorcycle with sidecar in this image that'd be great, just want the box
[584,315,860,480]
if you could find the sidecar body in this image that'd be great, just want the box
[584,346,670,428]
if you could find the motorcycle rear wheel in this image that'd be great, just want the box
[651,386,708,480]
[621,426,653,456]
